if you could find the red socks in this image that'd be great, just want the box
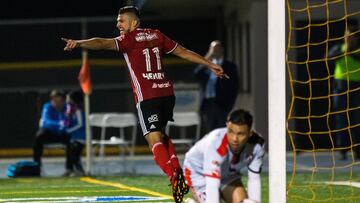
[152,142,174,178]
[151,136,182,178]
[163,135,181,169]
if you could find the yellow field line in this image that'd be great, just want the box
[0,145,150,157]
[80,177,172,199]
[0,189,123,195]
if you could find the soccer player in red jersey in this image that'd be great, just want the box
[62,6,228,202]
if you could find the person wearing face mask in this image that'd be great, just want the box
[194,40,239,135]
[183,109,264,203]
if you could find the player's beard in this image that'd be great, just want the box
[119,27,131,36]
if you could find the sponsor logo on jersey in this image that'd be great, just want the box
[135,33,159,42]
[148,114,159,123]
[150,124,156,129]
[152,82,171,89]
[142,72,165,80]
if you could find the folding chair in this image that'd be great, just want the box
[89,113,107,128]
[165,112,201,148]
[89,113,115,158]
[91,113,137,173]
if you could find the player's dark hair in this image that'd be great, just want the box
[50,89,66,99]
[227,109,253,128]
[118,6,140,18]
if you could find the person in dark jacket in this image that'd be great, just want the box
[33,89,71,171]
[194,40,239,134]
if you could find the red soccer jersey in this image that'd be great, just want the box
[115,28,178,103]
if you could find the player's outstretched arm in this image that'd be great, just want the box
[172,45,229,79]
[62,38,117,51]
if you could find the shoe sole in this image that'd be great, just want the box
[172,172,186,203]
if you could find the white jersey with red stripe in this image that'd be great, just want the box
[183,127,265,188]
[115,28,177,103]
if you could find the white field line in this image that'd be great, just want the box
[323,181,360,188]
[0,196,168,203]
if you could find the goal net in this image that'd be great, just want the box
[286,0,360,202]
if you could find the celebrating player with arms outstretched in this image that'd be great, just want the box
[183,109,264,203]
[62,6,228,203]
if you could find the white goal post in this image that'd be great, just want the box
[268,0,286,203]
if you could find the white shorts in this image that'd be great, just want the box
[184,160,241,203]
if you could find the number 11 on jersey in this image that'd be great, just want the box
[142,47,161,72]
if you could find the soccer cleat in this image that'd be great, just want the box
[176,169,189,195]
[170,170,185,203]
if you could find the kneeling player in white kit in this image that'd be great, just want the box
[183,109,264,203]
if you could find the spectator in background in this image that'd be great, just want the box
[328,25,360,160]
[63,91,86,176]
[194,40,239,134]
[33,89,71,172]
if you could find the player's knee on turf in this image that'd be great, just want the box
[221,180,248,203]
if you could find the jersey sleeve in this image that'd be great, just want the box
[203,136,227,179]
[114,34,132,52]
[247,143,265,174]
[158,30,178,54]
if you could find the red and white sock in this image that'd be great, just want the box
[152,142,174,178]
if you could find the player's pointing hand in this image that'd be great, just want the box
[62,38,79,51]
[210,64,230,79]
